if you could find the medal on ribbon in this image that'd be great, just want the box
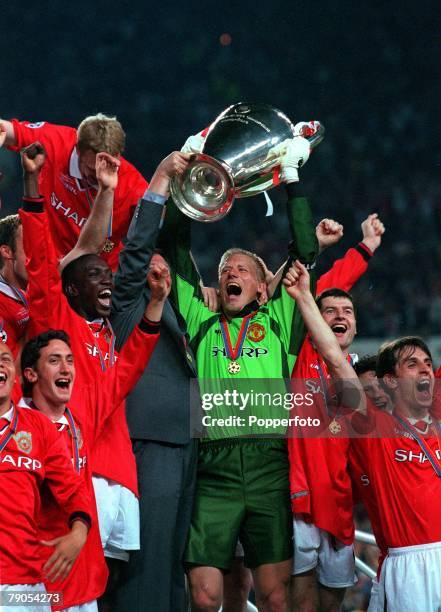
[328,419,342,434]
[219,313,255,375]
[102,238,115,253]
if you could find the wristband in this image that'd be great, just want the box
[356,242,373,261]
[139,316,161,334]
[68,511,91,531]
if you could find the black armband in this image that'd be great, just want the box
[22,196,44,212]
[68,511,91,531]
[355,242,373,262]
[139,316,161,334]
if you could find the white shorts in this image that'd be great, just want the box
[92,476,140,561]
[367,577,379,612]
[235,540,245,558]
[0,583,51,612]
[62,600,98,612]
[292,518,356,588]
[377,541,441,612]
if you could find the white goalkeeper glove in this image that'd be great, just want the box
[279,136,311,183]
[181,130,206,154]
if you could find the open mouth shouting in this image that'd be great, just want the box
[331,323,347,337]
[226,283,242,297]
[97,289,112,309]
[55,377,71,390]
[416,378,432,399]
[0,371,8,386]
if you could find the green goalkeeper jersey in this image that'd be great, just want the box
[160,192,318,440]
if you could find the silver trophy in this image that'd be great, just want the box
[170,103,324,222]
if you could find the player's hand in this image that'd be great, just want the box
[147,260,171,303]
[361,213,385,253]
[96,152,121,191]
[316,218,344,251]
[41,520,88,582]
[157,151,193,179]
[283,260,311,300]
[201,285,220,312]
[279,136,310,183]
[148,151,193,197]
[0,122,7,148]
[181,130,207,154]
[20,142,46,174]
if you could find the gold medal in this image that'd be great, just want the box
[102,238,115,253]
[228,361,241,374]
[329,419,342,434]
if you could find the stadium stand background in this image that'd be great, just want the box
[0,4,438,607]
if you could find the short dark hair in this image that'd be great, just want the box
[316,288,355,312]
[376,336,432,380]
[0,214,21,269]
[354,355,378,376]
[21,329,71,396]
[60,253,103,294]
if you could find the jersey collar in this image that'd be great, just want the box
[69,147,82,179]
[223,299,260,319]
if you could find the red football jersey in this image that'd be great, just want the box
[0,281,29,357]
[20,205,139,494]
[9,119,148,271]
[36,323,158,609]
[288,243,372,544]
[349,409,441,548]
[316,242,372,295]
[289,337,354,544]
[0,406,91,585]
[349,433,388,559]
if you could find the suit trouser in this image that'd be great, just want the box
[114,439,198,612]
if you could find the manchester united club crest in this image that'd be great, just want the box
[247,323,265,343]
[14,431,32,454]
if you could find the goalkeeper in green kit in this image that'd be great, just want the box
[161,131,318,611]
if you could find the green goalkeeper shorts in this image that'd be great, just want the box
[184,438,293,570]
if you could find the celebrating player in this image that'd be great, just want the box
[20,276,164,610]
[289,215,385,612]
[285,261,441,612]
[0,343,92,612]
[159,134,317,611]
[0,113,147,270]
[17,140,174,608]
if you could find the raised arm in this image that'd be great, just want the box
[111,151,190,310]
[0,120,17,147]
[59,152,121,272]
[283,260,365,412]
[317,213,385,294]
[19,144,69,337]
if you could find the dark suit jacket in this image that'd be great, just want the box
[110,196,197,444]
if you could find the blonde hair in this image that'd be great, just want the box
[77,113,125,156]
[218,248,266,282]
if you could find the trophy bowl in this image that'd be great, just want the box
[170,102,324,222]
